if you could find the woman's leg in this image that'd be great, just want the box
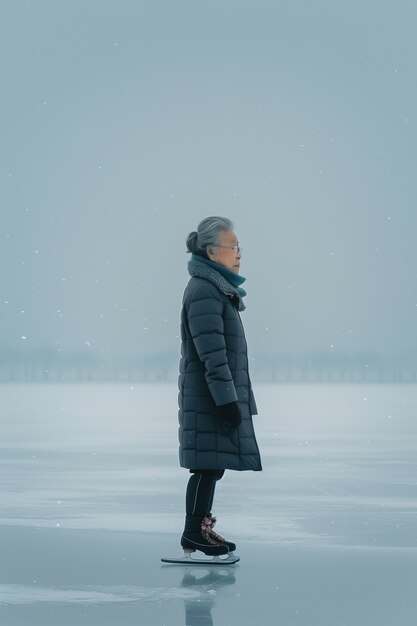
[181,469,228,556]
[183,469,236,553]
[186,469,225,516]
[207,470,225,513]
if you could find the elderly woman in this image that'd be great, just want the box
[177,216,262,560]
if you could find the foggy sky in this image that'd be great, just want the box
[1,0,417,363]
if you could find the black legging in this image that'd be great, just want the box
[186,469,225,516]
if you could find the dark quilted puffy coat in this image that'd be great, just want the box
[177,258,262,471]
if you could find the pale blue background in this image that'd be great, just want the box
[1,0,416,373]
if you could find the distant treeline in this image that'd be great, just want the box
[1,348,416,383]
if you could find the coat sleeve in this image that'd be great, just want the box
[186,283,238,406]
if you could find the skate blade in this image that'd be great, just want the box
[161,551,240,565]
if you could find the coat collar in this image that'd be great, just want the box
[187,254,247,311]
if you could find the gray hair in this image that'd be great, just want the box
[186,216,234,258]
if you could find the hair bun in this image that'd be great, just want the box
[185,230,199,253]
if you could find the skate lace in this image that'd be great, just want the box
[203,515,227,544]
[200,520,222,545]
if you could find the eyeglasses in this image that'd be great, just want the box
[213,244,242,254]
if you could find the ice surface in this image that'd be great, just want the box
[0,382,416,625]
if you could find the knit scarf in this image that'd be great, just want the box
[187,253,247,311]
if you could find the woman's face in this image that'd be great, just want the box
[207,230,242,273]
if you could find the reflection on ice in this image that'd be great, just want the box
[180,568,236,626]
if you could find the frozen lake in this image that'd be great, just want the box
[1,382,416,624]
